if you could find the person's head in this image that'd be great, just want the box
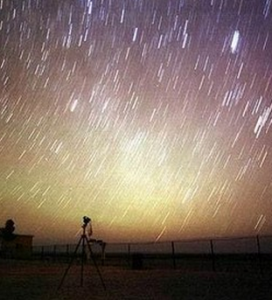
[5,219,15,233]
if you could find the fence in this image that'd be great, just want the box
[29,235,272,273]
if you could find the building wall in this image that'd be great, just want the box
[0,235,33,259]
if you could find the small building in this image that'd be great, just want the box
[0,233,34,259]
[0,220,34,259]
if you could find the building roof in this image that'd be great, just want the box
[0,231,34,240]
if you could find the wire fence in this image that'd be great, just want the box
[30,235,272,273]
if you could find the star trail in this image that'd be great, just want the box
[0,0,272,245]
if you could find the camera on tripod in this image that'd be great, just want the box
[58,216,106,290]
[83,216,91,227]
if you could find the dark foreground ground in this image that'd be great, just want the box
[0,259,271,300]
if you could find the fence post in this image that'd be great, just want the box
[41,246,44,260]
[53,245,57,262]
[31,245,33,260]
[256,235,263,274]
[127,243,131,266]
[210,240,216,272]
[171,241,176,269]
[66,244,70,262]
[101,242,106,266]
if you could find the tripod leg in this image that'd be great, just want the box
[80,234,86,286]
[86,238,107,291]
[57,236,82,290]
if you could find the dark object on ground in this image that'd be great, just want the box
[132,253,144,270]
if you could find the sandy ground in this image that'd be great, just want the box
[0,259,271,300]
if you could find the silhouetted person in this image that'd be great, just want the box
[0,219,16,241]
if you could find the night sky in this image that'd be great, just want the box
[0,0,272,245]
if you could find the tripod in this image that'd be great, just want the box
[58,222,106,290]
